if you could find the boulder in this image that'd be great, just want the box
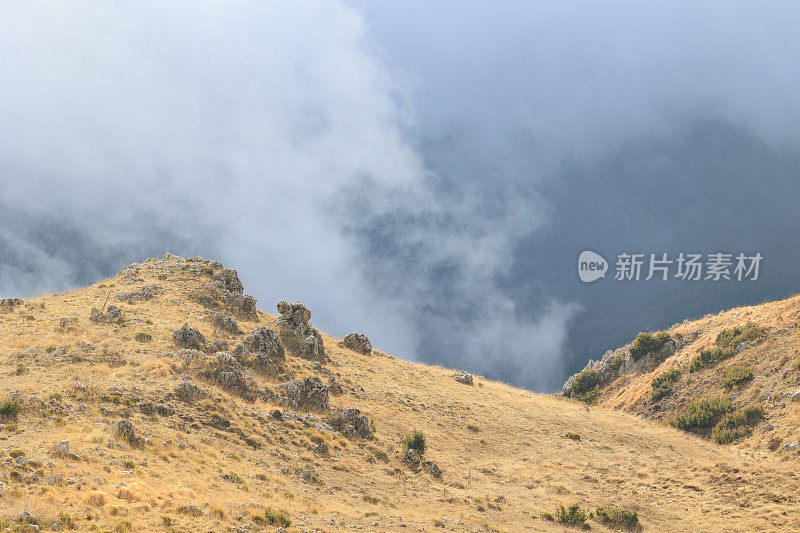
[278,378,329,412]
[342,333,372,355]
[453,372,474,385]
[421,460,442,478]
[49,440,82,461]
[174,382,203,403]
[342,408,372,439]
[209,312,240,334]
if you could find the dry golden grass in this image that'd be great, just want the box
[0,254,798,531]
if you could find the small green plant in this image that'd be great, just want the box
[161,516,173,527]
[595,505,639,530]
[433,518,445,527]
[671,397,731,431]
[114,521,133,533]
[466,424,481,433]
[49,392,63,403]
[403,430,426,455]
[122,460,135,470]
[629,331,670,362]
[15,363,26,375]
[0,401,21,420]
[651,368,681,401]
[134,332,152,343]
[715,323,765,350]
[721,366,754,389]
[8,449,25,458]
[554,503,590,529]
[362,494,379,504]
[58,512,77,529]
[264,507,291,527]
[564,432,581,441]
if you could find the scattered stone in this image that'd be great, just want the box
[422,460,442,478]
[403,449,421,468]
[49,441,82,461]
[277,378,329,412]
[173,323,206,350]
[342,333,372,355]
[0,298,23,310]
[18,511,37,525]
[340,408,373,439]
[208,352,257,399]
[782,441,800,452]
[315,442,329,455]
[453,372,474,386]
[90,305,124,325]
[111,419,148,447]
[58,317,73,329]
[270,409,283,421]
[243,327,285,360]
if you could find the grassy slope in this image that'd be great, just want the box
[0,254,798,531]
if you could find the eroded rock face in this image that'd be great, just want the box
[277,378,329,412]
[173,323,206,350]
[213,268,244,295]
[222,293,258,320]
[276,301,311,329]
[342,408,372,440]
[342,333,372,355]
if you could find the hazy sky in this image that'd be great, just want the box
[2,1,799,390]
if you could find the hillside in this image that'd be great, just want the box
[0,254,799,532]
[563,290,800,459]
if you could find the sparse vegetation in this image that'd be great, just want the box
[554,503,590,529]
[572,368,600,396]
[629,331,670,362]
[403,430,426,455]
[690,323,766,372]
[595,505,639,530]
[264,507,291,527]
[671,397,731,431]
[0,400,20,420]
[609,352,625,371]
[711,405,764,444]
[134,332,152,342]
[651,368,681,401]
[722,366,754,389]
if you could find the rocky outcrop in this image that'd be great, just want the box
[213,268,244,295]
[277,377,329,412]
[453,372,474,385]
[243,326,285,360]
[208,352,258,399]
[561,334,683,398]
[173,323,206,350]
[342,333,372,354]
[90,305,124,325]
[339,408,373,440]
[277,301,325,360]
[115,284,159,303]
[208,311,240,334]
[49,440,82,461]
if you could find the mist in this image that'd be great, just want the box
[2,1,800,391]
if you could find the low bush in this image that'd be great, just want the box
[0,401,20,420]
[571,368,600,396]
[688,346,734,372]
[629,332,670,362]
[715,323,765,351]
[651,369,681,401]
[671,397,731,431]
[711,405,764,444]
[403,430,426,455]
[721,366,754,389]
[595,505,639,530]
[609,352,625,371]
[264,508,291,528]
[134,332,152,343]
[554,503,590,529]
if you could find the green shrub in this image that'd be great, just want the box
[629,332,670,362]
[721,366,754,389]
[554,503,589,529]
[134,332,152,343]
[595,505,639,530]
[711,405,763,444]
[8,449,25,458]
[571,368,600,396]
[264,508,291,528]
[0,401,20,420]
[651,369,681,401]
[403,430,426,455]
[671,397,731,431]
[688,346,734,372]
